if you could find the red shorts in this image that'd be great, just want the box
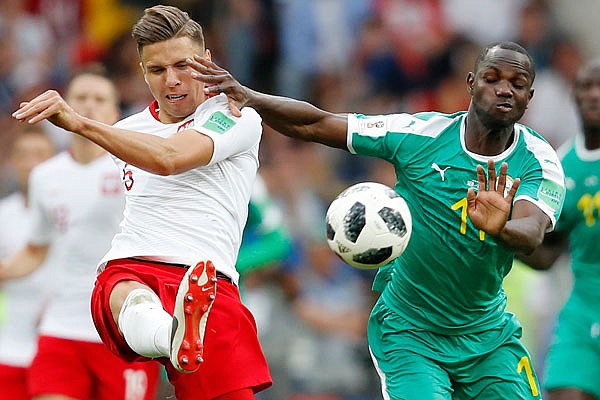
[28,335,160,400]
[0,363,29,399]
[91,258,272,400]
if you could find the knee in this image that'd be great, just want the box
[109,280,154,324]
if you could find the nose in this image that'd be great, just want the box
[495,81,512,97]
[165,67,181,87]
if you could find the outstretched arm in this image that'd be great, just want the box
[189,55,349,149]
[12,91,214,175]
[0,243,50,281]
[467,160,549,254]
[517,230,567,270]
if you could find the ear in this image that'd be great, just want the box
[139,62,148,84]
[466,72,474,94]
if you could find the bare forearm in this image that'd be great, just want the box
[517,231,566,270]
[495,216,546,254]
[74,117,182,175]
[245,89,348,149]
[0,244,49,280]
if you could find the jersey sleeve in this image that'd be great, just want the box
[514,138,566,231]
[189,96,262,166]
[346,113,414,161]
[27,167,53,246]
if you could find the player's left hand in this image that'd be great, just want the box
[467,160,520,236]
[187,55,249,118]
[12,90,82,132]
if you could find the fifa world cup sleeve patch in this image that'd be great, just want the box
[537,178,565,212]
[202,111,236,134]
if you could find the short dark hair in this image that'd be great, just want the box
[132,5,205,56]
[474,41,536,81]
[67,63,120,105]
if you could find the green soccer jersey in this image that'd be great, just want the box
[348,111,565,334]
[556,135,600,300]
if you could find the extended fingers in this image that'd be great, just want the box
[13,92,61,123]
[487,160,497,191]
[496,162,508,193]
[477,164,486,192]
[507,177,520,201]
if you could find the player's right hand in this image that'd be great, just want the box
[12,90,82,132]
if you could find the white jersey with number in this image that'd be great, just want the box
[28,152,124,342]
[99,94,262,285]
[0,193,55,366]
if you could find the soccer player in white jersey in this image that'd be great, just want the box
[191,42,565,399]
[1,68,160,399]
[0,127,55,399]
[12,5,270,400]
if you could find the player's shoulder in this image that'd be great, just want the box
[114,107,155,130]
[192,94,262,135]
[517,123,560,157]
[30,151,72,178]
[198,94,260,121]
[0,192,23,212]
[349,110,464,139]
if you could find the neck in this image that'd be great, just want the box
[464,112,515,156]
[70,137,106,164]
[584,126,600,150]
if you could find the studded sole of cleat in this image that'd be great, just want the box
[170,260,217,373]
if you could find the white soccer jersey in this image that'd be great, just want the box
[99,94,262,285]
[28,152,124,342]
[0,193,55,366]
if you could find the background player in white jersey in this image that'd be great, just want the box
[0,68,160,400]
[0,127,55,400]
[12,5,270,400]
[521,60,600,400]
[191,41,565,399]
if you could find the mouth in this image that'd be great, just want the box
[166,94,187,102]
[495,102,513,112]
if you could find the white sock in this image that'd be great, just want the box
[118,288,172,358]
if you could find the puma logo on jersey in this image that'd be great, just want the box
[431,163,451,181]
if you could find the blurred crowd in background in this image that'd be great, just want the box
[0,0,596,399]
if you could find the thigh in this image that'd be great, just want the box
[368,302,452,400]
[544,308,600,399]
[369,346,452,400]
[166,280,271,400]
[83,341,161,400]
[453,337,542,400]
[0,363,29,399]
[28,336,91,400]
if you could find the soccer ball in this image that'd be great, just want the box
[325,182,412,269]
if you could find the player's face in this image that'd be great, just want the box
[66,74,120,125]
[10,132,55,191]
[140,36,209,123]
[468,48,534,130]
[574,64,600,129]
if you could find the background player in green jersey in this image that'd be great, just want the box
[520,60,600,400]
[191,41,565,400]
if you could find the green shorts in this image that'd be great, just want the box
[544,294,600,398]
[368,299,542,400]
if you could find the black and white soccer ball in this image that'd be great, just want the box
[325,182,412,270]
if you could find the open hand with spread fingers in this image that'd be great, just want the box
[188,55,249,118]
[467,160,521,236]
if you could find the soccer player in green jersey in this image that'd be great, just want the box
[191,41,565,400]
[520,60,600,400]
